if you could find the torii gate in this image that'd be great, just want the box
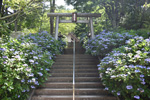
[47,13,101,40]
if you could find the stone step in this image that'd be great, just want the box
[34,88,73,95]
[64,49,85,54]
[52,65,98,68]
[75,88,110,95]
[32,95,73,100]
[32,95,117,100]
[56,55,97,59]
[75,82,104,88]
[39,82,103,88]
[54,59,98,62]
[50,73,99,77]
[47,77,100,82]
[50,69,98,73]
[40,82,73,88]
[75,95,117,100]
[53,62,99,65]
[34,88,110,95]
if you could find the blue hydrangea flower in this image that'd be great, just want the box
[18,95,20,98]
[38,72,43,76]
[135,69,140,73]
[46,68,50,71]
[140,74,144,78]
[21,79,25,83]
[29,59,34,63]
[2,56,8,59]
[27,73,34,77]
[126,85,133,89]
[22,90,26,92]
[134,95,140,99]
[31,85,35,88]
[104,87,109,90]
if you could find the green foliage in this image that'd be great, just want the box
[65,0,150,31]
[0,31,65,100]
[98,36,150,100]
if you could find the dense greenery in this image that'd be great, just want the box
[0,0,76,38]
[98,37,150,100]
[0,31,65,100]
[65,0,150,36]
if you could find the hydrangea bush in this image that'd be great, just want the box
[0,31,65,100]
[98,36,150,100]
[83,31,133,57]
[18,31,65,55]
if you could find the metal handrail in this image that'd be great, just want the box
[73,40,75,100]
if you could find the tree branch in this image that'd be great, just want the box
[0,0,34,20]
[0,10,20,20]
[6,11,20,25]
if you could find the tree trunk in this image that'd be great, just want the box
[50,0,55,36]
[0,0,2,14]
[15,20,18,32]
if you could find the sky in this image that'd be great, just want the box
[45,0,74,9]
[56,0,73,9]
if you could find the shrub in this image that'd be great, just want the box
[0,31,65,100]
[18,31,65,56]
[98,36,150,100]
[83,30,133,57]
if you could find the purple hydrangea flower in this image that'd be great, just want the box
[97,64,100,67]
[98,67,101,70]
[38,72,43,76]
[129,65,135,68]
[137,88,144,93]
[126,85,133,89]
[2,56,8,59]
[147,67,150,70]
[141,82,146,85]
[117,91,121,95]
[135,69,140,73]
[104,87,109,90]
[23,64,28,67]
[10,49,15,51]
[46,68,50,71]
[29,59,34,63]
[3,61,7,64]
[134,95,140,99]
[140,74,144,78]
[31,85,35,88]
[33,56,38,59]
[21,79,25,83]
[27,73,34,77]
[35,62,39,64]
[34,81,39,85]
[18,95,20,98]
[22,90,26,92]
[49,56,52,59]
[145,58,150,62]
[26,67,32,72]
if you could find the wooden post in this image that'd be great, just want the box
[55,16,59,40]
[90,17,95,39]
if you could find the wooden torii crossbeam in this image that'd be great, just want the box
[47,13,101,40]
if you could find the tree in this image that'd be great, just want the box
[0,0,2,13]
[50,0,55,36]
[0,0,45,37]
[65,0,150,30]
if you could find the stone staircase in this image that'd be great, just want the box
[31,42,117,100]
